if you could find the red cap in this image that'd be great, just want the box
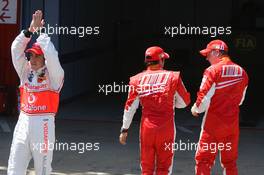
[145,46,169,62]
[200,40,228,57]
[25,43,44,55]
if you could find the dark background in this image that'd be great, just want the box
[1,0,263,125]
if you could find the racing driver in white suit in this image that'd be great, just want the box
[7,10,64,175]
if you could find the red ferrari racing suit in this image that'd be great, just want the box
[192,57,248,175]
[8,32,64,175]
[122,67,190,175]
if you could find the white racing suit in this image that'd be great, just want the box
[7,31,64,175]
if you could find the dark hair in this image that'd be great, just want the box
[145,60,160,66]
[211,50,228,57]
[219,50,228,55]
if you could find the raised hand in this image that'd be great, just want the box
[28,10,45,33]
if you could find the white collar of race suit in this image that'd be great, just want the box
[30,65,46,74]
